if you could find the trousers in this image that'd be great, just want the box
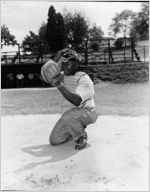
[49,107,98,145]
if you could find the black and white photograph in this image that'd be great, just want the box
[1,0,149,191]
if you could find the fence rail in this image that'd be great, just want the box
[1,38,149,65]
[1,38,149,89]
[84,38,149,64]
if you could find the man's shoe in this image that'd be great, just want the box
[75,132,87,150]
[66,135,73,142]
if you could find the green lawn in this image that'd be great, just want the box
[1,82,149,116]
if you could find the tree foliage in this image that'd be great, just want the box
[22,23,49,54]
[38,22,47,42]
[89,25,104,51]
[38,22,49,53]
[88,25,104,39]
[130,2,149,40]
[114,38,124,48]
[64,11,89,50]
[22,31,39,53]
[91,42,99,51]
[109,10,136,37]
[22,6,105,54]
[22,6,89,54]
[1,25,17,47]
[46,5,66,53]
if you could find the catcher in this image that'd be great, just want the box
[41,48,98,150]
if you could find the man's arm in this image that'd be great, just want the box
[57,83,82,106]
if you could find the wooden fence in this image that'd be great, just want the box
[1,38,148,65]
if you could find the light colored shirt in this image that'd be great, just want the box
[75,72,95,109]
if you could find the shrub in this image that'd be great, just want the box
[114,38,124,48]
[91,42,99,51]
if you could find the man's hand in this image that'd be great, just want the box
[51,71,64,87]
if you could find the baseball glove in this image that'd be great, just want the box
[41,59,63,86]
[41,48,82,85]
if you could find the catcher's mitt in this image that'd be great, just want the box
[41,59,62,85]
[41,48,82,85]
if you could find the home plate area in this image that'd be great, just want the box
[1,114,149,191]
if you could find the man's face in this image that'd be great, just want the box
[62,60,79,76]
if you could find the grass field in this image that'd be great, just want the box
[2,81,149,116]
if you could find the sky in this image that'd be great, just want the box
[1,1,143,45]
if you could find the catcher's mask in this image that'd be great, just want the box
[56,48,82,75]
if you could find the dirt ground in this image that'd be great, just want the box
[1,114,149,191]
[1,82,149,191]
[1,81,149,116]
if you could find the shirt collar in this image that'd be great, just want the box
[74,72,87,85]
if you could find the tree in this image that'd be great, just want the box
[38,22,47,42]
[38,22,49,53]
[91,42,99,51]
[88,24,104,39]
[109,10,136,38]
[114,38,124,48]
[88,24,104,51]
[22,23,50,55]
[1,25,17,47]
[46,5,66,53]
[130,2,149,40]
[22,31,39,53]
[64,11,89,50]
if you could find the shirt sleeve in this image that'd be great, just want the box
[75,77,94,104]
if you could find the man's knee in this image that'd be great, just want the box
[62,109,77,123]
[49,131,59,145]
[49,135,55,145]
[49,136,61,146]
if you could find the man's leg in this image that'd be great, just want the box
[49,116,72,146]
[75,108,98,149]
[62,108,98,149]
[50,108,98,149]
[62,108,85,141]
[80,108,98,127]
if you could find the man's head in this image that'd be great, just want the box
[54,48,82,75]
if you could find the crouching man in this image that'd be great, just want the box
[49,49,98,150]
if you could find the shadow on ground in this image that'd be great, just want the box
[15,142,90,173]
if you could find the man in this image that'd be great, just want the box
[49,49,98,150]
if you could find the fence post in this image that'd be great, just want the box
[123,37,126,63]
[104,48,106,62]
[108,39,111,63]
[144,46,145,64]
[85,38,88,65]
[17,44,21,63]
[124,46,126,63]
[131,38,134,61]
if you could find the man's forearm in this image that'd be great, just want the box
[57,83,82,106]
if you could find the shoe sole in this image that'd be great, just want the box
[75,139,87,150]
